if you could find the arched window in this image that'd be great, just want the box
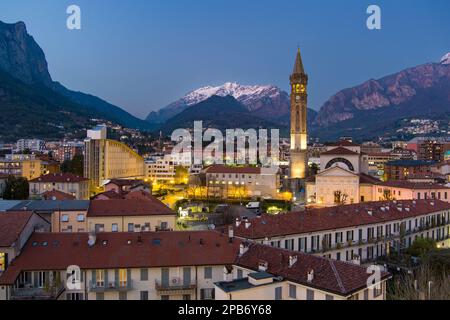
[325,158,355,172]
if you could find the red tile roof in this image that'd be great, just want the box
[321,147,359,156]
[237,244,390,297]
[205,165,261,175]
[234,200,450,239]
[92,190,125,200]
[42,190,76,201]
[30,173,88,183]
[87,198,175,217]
[105,179,144,187]
[0,231,241,285]
[307,173,380,185]
[326,141,360,147]
[0,212,33,247]
[377,181,450,190]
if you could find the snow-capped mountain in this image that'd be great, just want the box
[146,82,292,124]
[179,82,283,111]
[441,52,450,65]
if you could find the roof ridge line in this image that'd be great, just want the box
[329,260,346,294]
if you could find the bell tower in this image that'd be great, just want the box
[289,48,308,181]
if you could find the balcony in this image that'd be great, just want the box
[11,284,65,300]
[155,279,197,295]
[89,280,133,292]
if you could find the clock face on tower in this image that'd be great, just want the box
[296,95,300,102]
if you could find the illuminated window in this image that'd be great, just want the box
[119,269,128,287]
[0,253,6,271]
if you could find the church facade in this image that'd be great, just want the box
[306,141,380,207]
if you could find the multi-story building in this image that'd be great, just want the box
[233,200,450,264]
[145,155,176,183]
[0,212,49,274]
[367,152,399,180]
[54,142,83,162]
[215,243,390,301]
[87,198,177,233]
[84,125,145,193]
[204,165,281,200]
[384,160,436,181]
[6,200,90,233]
[373,181,450,202]
[417,140,450,162]
[0,231,390,301]
[29,173,90,200]
[15,139,45,153]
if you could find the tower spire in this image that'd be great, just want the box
[292,47,305,75]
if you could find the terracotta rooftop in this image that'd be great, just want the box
[325,141,360,147]
[234,200,450,239]
[42,190,76,201]
[377,181,450,190]
[0,212,33,247]
[92,190,125,200]
[307,173,380,185]
[30,173,88,183]
[105,179,144,187]
[0,231,241,285]
[321,147,359,156]
[87,198,175,217]
[0,231,391,296]
[236,243,390,297]
[205,165,261,175]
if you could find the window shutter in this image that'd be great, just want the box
[115,269,119,287]
[104,270,108,288]
[200,289,205,300]
[127,269,131,287]
[91,270,96,286]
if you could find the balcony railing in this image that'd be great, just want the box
[11,284,65,300]
[89,280,133,292]
[155,279,197,292]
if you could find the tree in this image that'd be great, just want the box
[309,163,319,175]
[407,238,437,257]
[61,154,83,176]
[334,190,348,205]
[3,176,29,200]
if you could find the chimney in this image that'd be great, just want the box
[307,269,314,283]
[239,243,249,256]
[352,255,361,265]
[223,266,233,282]
[235,218,241,227]
[245,221,252,229]
[88,232,97,247]
[228,226,234,240]
[367,210,373,216]
[258,260,268,272]
[289,255,298,268]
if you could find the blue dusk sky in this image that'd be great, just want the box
[1,0,450,118]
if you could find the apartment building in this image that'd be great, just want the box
[29,173,90,200]
[0,212,49,274]
[0,231,390,301]
[7,200,90,233]
[87,198,176,233]
[233,200,450,264]
[215,243,390,301]
[374,181,450,203]
[145,155,176,183]
[84,125,145,193]
[204,165,281,200]
[384,160,436,181]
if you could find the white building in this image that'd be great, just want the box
[233,200,450,264]
[0,230,390,301]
